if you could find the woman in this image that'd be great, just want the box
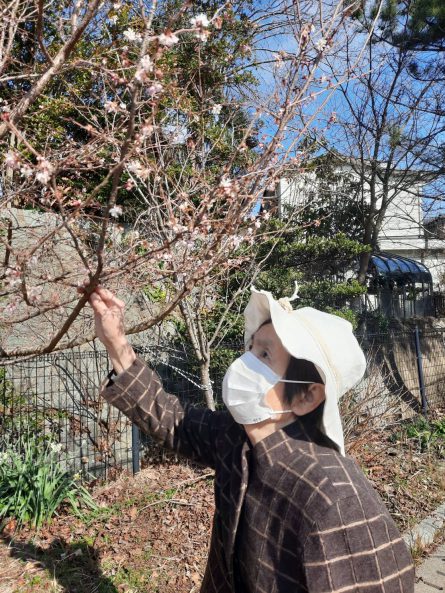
[90,285,414,593]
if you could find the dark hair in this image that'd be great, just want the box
[282,356,323,406]
[255,319,339,452]
[283,356,339,452]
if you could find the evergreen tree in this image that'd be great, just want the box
[373,0,445,51]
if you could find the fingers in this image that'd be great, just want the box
[87,285,125,310]
[95,287,125,309]
[89,292,109,314]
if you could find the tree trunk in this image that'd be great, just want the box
[199,358,216,411]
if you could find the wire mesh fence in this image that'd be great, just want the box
[1,326,445,481]
[0,344,209,481]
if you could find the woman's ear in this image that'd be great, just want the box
[290,384,326,416]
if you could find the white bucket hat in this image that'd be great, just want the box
[244,286,366,455]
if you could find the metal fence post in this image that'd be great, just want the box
[414,326,428,416]
[132,424,140,475]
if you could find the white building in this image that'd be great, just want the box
[271,164,445,291]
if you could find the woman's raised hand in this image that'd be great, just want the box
[89,287,136,374]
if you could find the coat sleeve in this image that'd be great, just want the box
[101,356,228,469]
[302,494,415,593]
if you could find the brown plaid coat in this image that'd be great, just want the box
[102,357,414,593]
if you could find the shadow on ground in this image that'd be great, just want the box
[1,534,118,593]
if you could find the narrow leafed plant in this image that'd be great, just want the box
[0,436,97,530]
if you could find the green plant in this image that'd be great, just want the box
[0,436,97,529]
[396,416,445,455]
[0,367,62,441]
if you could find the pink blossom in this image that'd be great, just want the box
[135,69,148,83]
[135,55,153,82]
[140,123,156,137]
[104,100,119,113]
[147,82,163,97]
[5,268,21,288]
[28,286,43,303]
[158,32,179,47]
[4,151,20,169]
[3,301,18,314]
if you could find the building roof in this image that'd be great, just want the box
[370,253,432,284]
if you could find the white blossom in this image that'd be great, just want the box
[123,28,142,43]
[315,38,327,52]
[109,205,123,218]
[109,15,118,24]
[36,159,54,185]
[231,235,243,249]
[119,102,127,110]
[20,164,33,178]
[158,32,179,47]
[127,159,150,179]
[220,176,236,196]
[211,104,222,116]
[49,442,63,453]
[190,14,210,28]
[138,54,153,73]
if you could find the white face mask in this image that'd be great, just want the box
[222,351,314,425]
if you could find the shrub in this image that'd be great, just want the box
[0,435,97,529]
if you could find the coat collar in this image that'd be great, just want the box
[250,417,317,469]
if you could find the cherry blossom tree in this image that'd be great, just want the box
[0,0,371,358]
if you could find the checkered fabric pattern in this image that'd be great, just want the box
[102,357,414,593]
